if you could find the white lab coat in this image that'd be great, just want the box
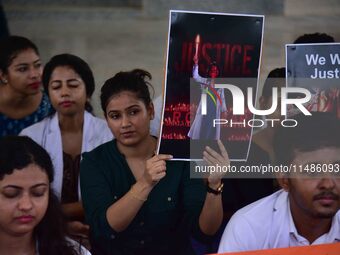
[20,111,113,199]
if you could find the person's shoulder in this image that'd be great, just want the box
[81,140,118,176]
[235,189,284,219]
[19,115,53,139]
[335,210,340,221]
[219,190,285,253]
[84,111,113,141]
[86,112,106,126]
[83,140,114,156]
[86,111,112,129]
[227,189,285,235]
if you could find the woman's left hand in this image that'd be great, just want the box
[203,139,230,185]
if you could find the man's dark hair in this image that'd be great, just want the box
[262,67,286,98]
[294,33,335,44]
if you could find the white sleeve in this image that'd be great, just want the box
[218,212,257,253]
[192,64,208,85]
[66,238,92,255]
[80,245,92,255]
[19,124,43,145]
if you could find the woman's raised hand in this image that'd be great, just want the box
[142,154,173,186]
[203,140,229,185]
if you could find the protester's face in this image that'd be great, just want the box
[282,147,340,220]
[1,48,42,95]
[105,91,154,147]
[209,65,219,78]
[48,66,87,116]
[0,164,49,237]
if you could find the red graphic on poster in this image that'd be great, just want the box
[159,11,264,160]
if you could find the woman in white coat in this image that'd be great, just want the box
[20,54,113,247]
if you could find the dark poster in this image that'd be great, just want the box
[286,43,340,118]
[158,10,264,160]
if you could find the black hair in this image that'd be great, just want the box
[0,136,53,181]
[206,61,220,77]
[100,69,154,115]
[262,67,286,98]
[294,33,335,44]
[0,136,81,255]
[42,54,95,113]
[274,113,340,166]
[0,35,39,73]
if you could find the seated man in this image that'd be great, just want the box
[218,113,340,253]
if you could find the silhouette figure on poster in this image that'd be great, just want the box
[188,34,227,140]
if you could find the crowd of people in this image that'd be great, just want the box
[0,32,339,255]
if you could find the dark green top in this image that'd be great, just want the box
[80,140,211,255]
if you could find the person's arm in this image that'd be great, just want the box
[102,154,172,232]
[80,153,118,240]
[192,56,208,85]
[198,140,228,235]
[192,64,208,85]
[198,183,223,235]
[62,201,84,219]
[104,179,151,232]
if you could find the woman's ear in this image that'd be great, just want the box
[276,173,290,192]
[148,102,155,120]
[0,70,8,84]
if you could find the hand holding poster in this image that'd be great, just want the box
[158,10,264,161]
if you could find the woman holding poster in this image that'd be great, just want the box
[80,69,226,255]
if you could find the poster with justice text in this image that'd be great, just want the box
[158,10,264,160]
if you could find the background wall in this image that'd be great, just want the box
[3,0,340,116]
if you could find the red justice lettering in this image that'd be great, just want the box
[175,42,254,76]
